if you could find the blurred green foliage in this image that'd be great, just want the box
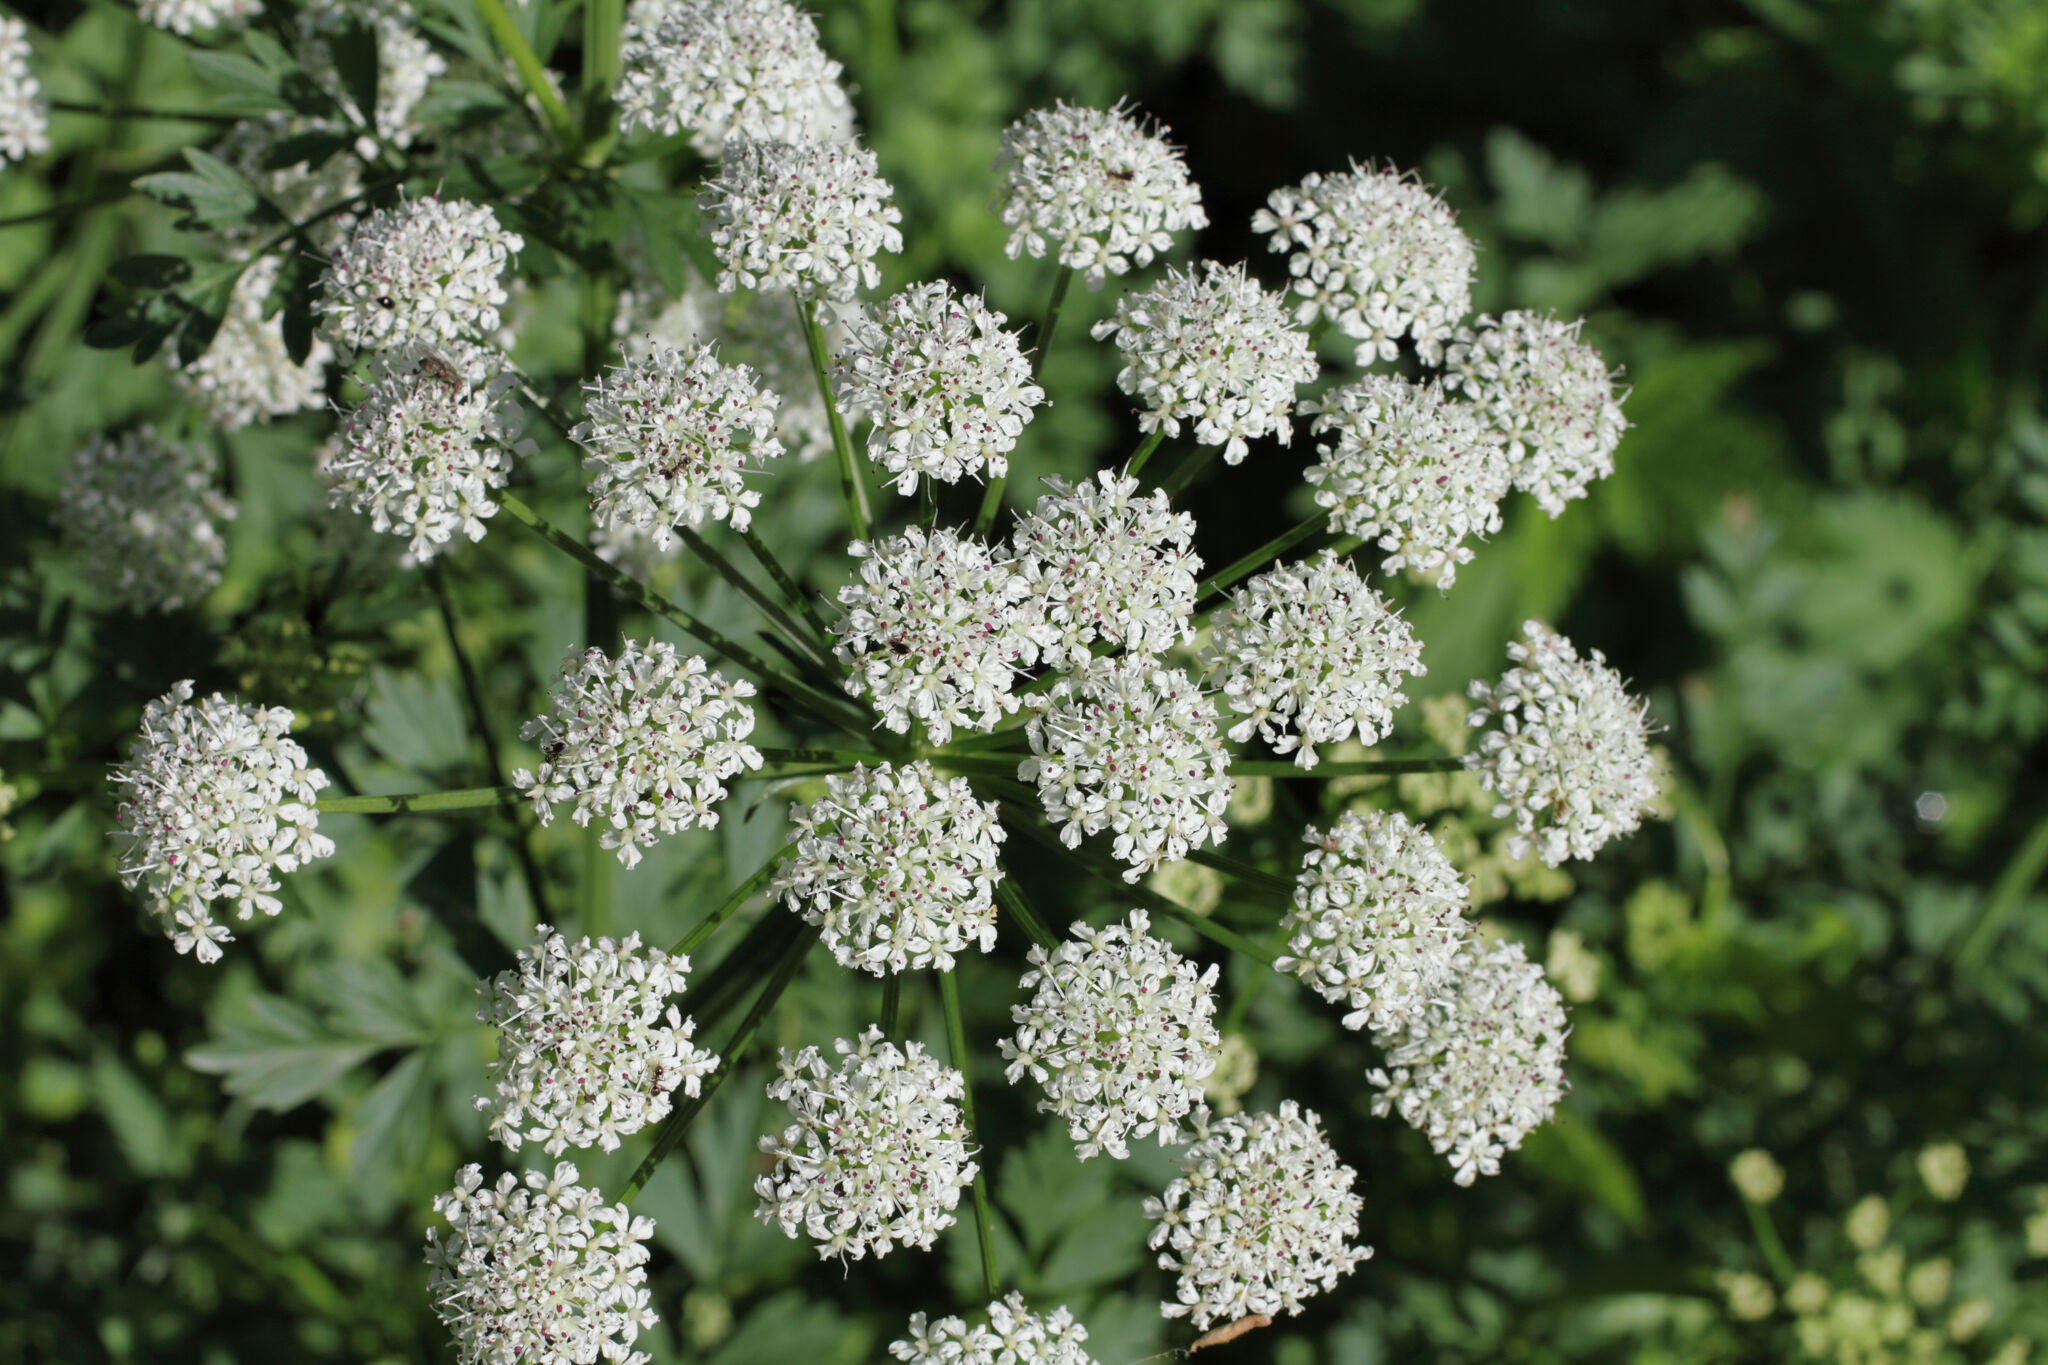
[3,0,2047,1362]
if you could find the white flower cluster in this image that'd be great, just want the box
[1144,1101,1372,1328]
[476,926,718,1156]
[702,137,903,302]
[300,0,446,147]
[514,640,764,867]
[1021,657,1233,882]
[426,1162,658,1365]
[890,1294,1098,1365]
[176,257,335,430]
[1002,909,1220,1160]
[832,527,1039,744]
[995,100,1208,288]
[1011,470,1199,667]
[618,270,833,462]
[757,1027,976,1261]
[109,681,334,964]
[1253,162,1475,365]
[1305,376,1506,590]
[0,17,49,163]
[1368,939,1569,1185]
[1205,553,1425,768]
[834,281,1044,494]
[577,339,784,543]
[1276,810,1471,1034]
[327,357,524,562]
[56,428,234,614]
[618,0,853,156]
[137,0,260,36]
[1465,620,1661,865]
[318,195,523,356]
[1446,311,1630,517]
[1091,260,1317,464]
[775,761,1006,976]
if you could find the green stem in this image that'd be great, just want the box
[1219,927,1292,1034]
[317,787,520,814]
[994,878,1060,950]
[1158,444,1214,498]
[676,526,831,661]
[1185,848,1295,901]
[880,973,902,1039]
[1124,428,1167,479]
[799,296,871,540]
[496,492,867,732]
[1195,511,1330,606]
[581,821,613,940]
[754,746,886,768]
[671,844,796,956]
[473,0,578,148]
[1036,263,1073,361]
[972,470,1008,538]
[1953,810,2048,972]
[1745,1198,1798,1286]
[624,924,820,1201]
[1230,757,1464,777]
[48,99,241,124]
[582,0,623,98]
[940,969,1001,1300]
[736,523,835,640]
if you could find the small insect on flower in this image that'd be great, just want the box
[416,350,465,389]
[1190,1314,1274,1353]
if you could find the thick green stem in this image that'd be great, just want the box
[972,470,1008,538]
[736,523,835,640]
[1124,428,1167,479]
[799,297,872,540]
[1195,511,1330,606]
[1745,1197,1798,1286]
[1229,757,1464,777]
[940,969,1001,1300]
[880,974,902,1040]
[473,0,578,148]
[676,526,831,660]
[581,821,614,940]
[624,925,819,1201]
[1035,264,1073,361]
[671,844,796,956]
[994,878,1060,950]
[582,0,623,98]
[318,787,520,814]
[496,492,867,732]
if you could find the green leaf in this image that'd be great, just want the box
[1519,1107,1648,1231]
[185,992,379,1111]
[305,957,439,1048]
[260,130,353,173]
[328,17,381,136]
[187,50,295,114]
[109,254,194,289]
[91,1048,188,1178]
[1037,1198,1147,1291]
[996,1122,1112,1256]
[346,1051,433,1174]
[265,248,321,364]
[622,189,690,298]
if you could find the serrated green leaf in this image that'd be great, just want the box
[243,28,299,76]
[186,992,379,1110]
[187,50,293,113]
[305,957,439,1048]
[346,1051,433,1174]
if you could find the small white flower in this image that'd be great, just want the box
[137,0,260,35]
[831,527,1040,744]
[891,1293,1099,1365]
[618,0,853,156]
[1367,939,1569,1185]
[515,640,764,868]
[426,1161,659,1365]
[835,281,1044,494]
[617,271,835,462]
[1001,909,1220,1160]
[1465,621,1661,865]
[109,681,334,964]
[56,428,234,614]
[176,256,334,431]
[1252,161,1475,365]
[476,926,718,1156]
[1275,810,1471,1034]
[757,1027,976,1261]
[775,761,1006,976]
[1020,657,1233,882]
[576,338,784,543]
[995,100,1207,289]
[1143,1101,1372,1328]
[1445,311,1629,516]
[702,137,903,302]
[1304,376,1507,590]
[299,0,446,148]
[1091,260,1317,464]
[318,195,523,355]
[1204,553,1425,767]
[326,354,525,562]
[0,17,50,163]
[1010,469,1200,669]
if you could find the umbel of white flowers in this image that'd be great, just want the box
[616,0,853,155]
[0,17,51,163]
[514,640,764,867]
[426,1161,659,1365]
[1002,909,1222,1160]
[1144,1101,1373,1328]
[756,1027,977,1261]
[317,193,523,358]
[56,428,235,615]
[108,681,334,964]
[775,760,1008,976]
[475,926,718,1155]
[891,1292,1100,1365]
